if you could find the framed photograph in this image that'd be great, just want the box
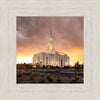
[17,16,84,84]
[0,0,100,100]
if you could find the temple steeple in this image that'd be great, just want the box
[50,28,52,36]
[47,29,55,52]
[49,28,53,42]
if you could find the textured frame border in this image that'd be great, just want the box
[0,0,100,100]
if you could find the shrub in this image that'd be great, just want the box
[55,66,60,69]
[17,79,20,83]
[41,73,45,77]
[31,81,35,83]
[47,76,53,83]
[64,66,70,69]
[47,73,50,77]
[30,76,34,80]
[49,78,53,83]
[57,79,62,83]
[26,72,31,76]
[23,72,26,75]
[39,79,45,83]
[17,74,22,77]
[76,77,79,80]
[32,72,39,77]
[70,79,77,83]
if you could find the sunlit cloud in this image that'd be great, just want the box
[17,17,84,65]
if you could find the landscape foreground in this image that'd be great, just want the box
[17,62,84,83]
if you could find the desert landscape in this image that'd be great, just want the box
[17,17,84,83]
[17,62,83,83]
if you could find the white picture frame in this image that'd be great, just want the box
[0,0,100,100]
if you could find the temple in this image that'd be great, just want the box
[32,29,70,67]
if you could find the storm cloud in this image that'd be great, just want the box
[17,16,83,60]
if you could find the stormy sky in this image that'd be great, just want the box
[17,16,84,64]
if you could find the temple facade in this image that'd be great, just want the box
[33,30,70,67]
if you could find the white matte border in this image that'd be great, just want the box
[0,0,100,100]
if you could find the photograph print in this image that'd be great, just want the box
[17,16,84,83]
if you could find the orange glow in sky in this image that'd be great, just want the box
[17,47,83,66]
[17,17,84,66]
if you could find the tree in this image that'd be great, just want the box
[74,61,81,80]
[64,65,70,69]
[81,64,84,69]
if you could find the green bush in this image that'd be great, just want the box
[57,79,62,83]
[39,79,45,83]
[70,79,77,83]
[31,81,35,83]
[17,79,20,83]
[26,72,31,76]
[41,74,45,77]
[47,73,50,77]
[64,66,70,69]
[47,76,53,83]
[17,74,22,77]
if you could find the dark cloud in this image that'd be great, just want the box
[17,16,83,56]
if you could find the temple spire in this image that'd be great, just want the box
[50,27,52,36]
[47,28,55,52]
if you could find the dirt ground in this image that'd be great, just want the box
[17,69,83,83]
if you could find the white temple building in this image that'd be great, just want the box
[33,30,70,67]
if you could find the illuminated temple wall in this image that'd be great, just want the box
[33,52,70,67]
